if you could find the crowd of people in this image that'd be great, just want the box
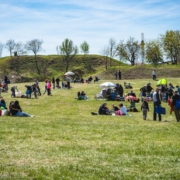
[1,73,180,122]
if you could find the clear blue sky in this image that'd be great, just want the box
[0,0,180,57]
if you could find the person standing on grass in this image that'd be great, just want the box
[32,84,38,99]
[52,77,55,89]
[118,70,121,80]
[114,71,118,80]
[141,99,149,120]
[153,87,161,121]
[25,85,32,99]
[152,70,156,80]
[43,79,48,94]
[56,77,60,88]
[35,79,41,96]
[65,76,71,89]
[176,85,180,96]
[172,91,180,122]
[47,80,52,95]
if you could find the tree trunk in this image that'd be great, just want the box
[66,62,69,72]
[35,54,40,74]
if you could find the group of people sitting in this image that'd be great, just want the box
[76,91,89,100]
[96,102,127,116]
[0,97,33,117]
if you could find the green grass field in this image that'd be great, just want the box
[0,78,180,179]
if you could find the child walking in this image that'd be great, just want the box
[141,99,149,120]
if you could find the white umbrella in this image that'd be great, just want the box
[64,71,75,76]
[100,82,117,88]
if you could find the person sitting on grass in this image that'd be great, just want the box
[87,76,93,83]
[0,97,7,109]
[94,76,99,83]
[9,100,34,117]
[128,90,136,97]
[119,103,127,115]
[98,103,111,115]
[77,91,88,100]
[80,78,84,83]
[112,104,119,112]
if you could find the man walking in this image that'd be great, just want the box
[172,91,180,122]
[153,87,161,121]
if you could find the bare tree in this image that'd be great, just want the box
[10,42,26,75]
[5,39,15,57]
[0,42,4,59]
[100,46,109,69]
[25,39,43,74]
[56,38,78,72]
[116,37,140,66]
[109,38,116,66]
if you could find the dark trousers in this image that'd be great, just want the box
[11,91,16,97]
[67,82,70,89]
[174,106,180,122]
[37,86,41,95]
[56,81,59,87]
[153,102,161,121]
[142,109,148,120]
[47,89,51,95]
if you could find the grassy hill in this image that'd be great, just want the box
[0,55,180,82]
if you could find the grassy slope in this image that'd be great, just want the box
[0,55,123,81]
[0,78,180,179]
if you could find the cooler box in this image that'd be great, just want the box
[111,92,116,100]
[155,106,166,115]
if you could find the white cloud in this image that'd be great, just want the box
[0,0,180,57]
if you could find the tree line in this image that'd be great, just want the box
[0,39,90,76]
[101,30,180,68]
[0,30,179,76]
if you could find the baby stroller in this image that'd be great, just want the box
[1,83,8,92]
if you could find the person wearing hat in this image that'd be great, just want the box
[172,91,180,122]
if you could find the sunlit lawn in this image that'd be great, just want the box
[0,78,180,179]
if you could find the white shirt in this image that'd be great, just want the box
[152,70,156,75]
[120,106,127,114]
